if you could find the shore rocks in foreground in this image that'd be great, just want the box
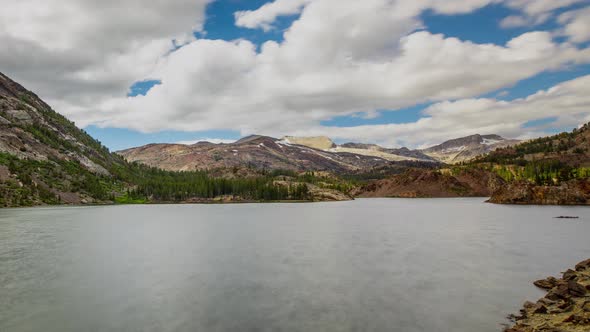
[505,259,590,332]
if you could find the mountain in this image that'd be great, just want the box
[118,132,519,173]
[118,135,440,173]
[481,123,590,204]
[0,71,129,205]
[0,72,353,206]
[421,134,520,164]
[282,136,335,150]
[356,125,590,204]
[331,142,437,162]
[477,123,590,167]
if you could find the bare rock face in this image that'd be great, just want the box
[282,136,336,150]
[488,179,590,205]
[506,259,590,332]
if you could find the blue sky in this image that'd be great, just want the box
[81,0,590,151]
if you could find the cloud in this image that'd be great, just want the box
[0,0,211,116]
[500,0,586,28]
[90,27,590,135]
[234,0,313,31]
[557,7,590,43]
[301,74,590,148]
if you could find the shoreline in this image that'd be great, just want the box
[4,195,590,209]
[506,259,590,332]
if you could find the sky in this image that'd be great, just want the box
[1,0,590,151]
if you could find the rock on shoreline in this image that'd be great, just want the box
[506,259,590,332]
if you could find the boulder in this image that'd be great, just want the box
[575,259,590,271]
[567,280,587,297]
[534,276,558,290]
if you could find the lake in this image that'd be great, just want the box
[1,198,589,332]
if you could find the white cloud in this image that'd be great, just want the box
[0,0,211,114]
[500,0,586,28]
[299,74,590,148]
[234,0,313,31]
[558,7,590,43]
[89,27,590,136]
[500,15,535,28]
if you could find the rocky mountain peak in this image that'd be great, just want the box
[282,136,336,150]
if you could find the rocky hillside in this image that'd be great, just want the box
[330,142,436,162]
[488,179,590,205]
[118,135,441,173]
[478,124,590,167]
[353,167,505,198]
[506,258,590,332]
[422,134,520,164]
[0,72,129,205]
[0,73,118,173]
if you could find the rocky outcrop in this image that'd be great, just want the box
[506,259,590,332]
[488,179,590,205]
[354,168,505,198]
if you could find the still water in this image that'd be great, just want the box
[1,198,589,332]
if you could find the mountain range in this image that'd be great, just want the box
[118,133,519,172]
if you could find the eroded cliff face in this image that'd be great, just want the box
[506,259,590,332]
[488,179,590,205]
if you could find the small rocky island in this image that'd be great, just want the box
[506,259,590,332]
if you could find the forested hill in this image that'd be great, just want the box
[0,72,350,207]
[470,124,590,205]
[475,123,590,167]
[471,123,590,185]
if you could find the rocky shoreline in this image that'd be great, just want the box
[506,259,590,332]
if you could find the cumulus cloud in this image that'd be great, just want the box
[0,0,211,115]
[89,17,590,136]
[234,0,313,31]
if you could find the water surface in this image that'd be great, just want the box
[1,198,589,332]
